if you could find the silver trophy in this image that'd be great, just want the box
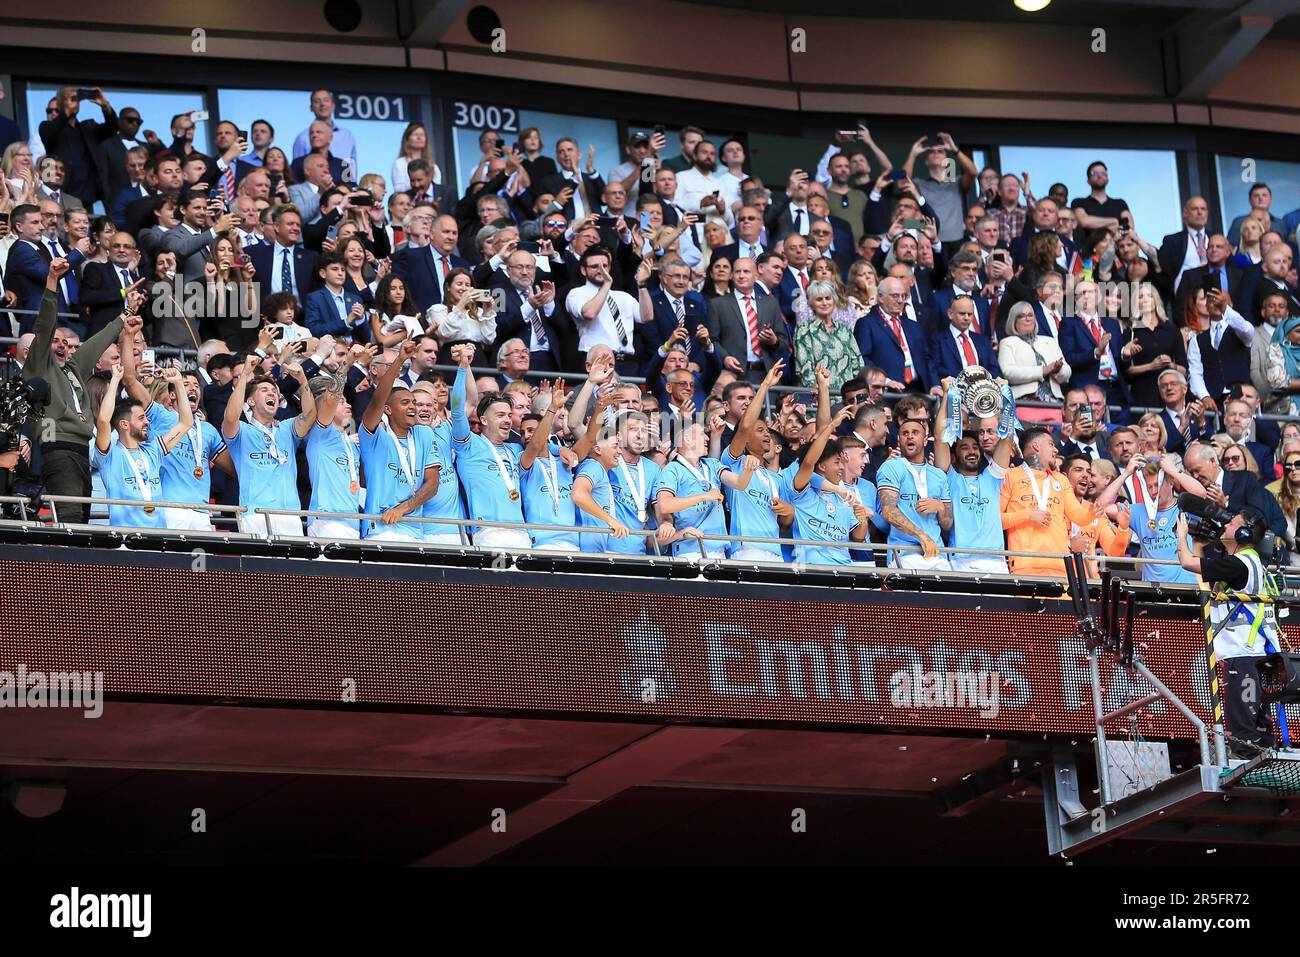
[954,366,1003,417]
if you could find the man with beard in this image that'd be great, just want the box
[924,251,991,339]
[877,415,952,570]
[722,361,797,561]
[1062,452,1131,577]
[1094,451,1206,585]
[1000,427,1101,577]
[934,378,1015,572]
[1059,403,1109,462]
[1107,425,1140,472]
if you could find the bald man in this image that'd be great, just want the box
[1157,194,1211,292]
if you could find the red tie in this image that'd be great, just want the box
[960,331,977,367]
[889,316,914,383]
[743,295,760,354]
[1089,317,1102,344]
[799,271,808,291]
[442,255,452,277]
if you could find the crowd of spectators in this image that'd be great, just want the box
[3,87,1300,576]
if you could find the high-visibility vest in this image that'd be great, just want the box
[1210,547,1279,659]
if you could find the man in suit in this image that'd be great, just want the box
[882,231,935,312]
[1010,197,1079,271]
[391,212,467,311]
[79,231,145,337]
[639,257,709,367]
[124,153,185,237]
[35,156,85,213]
[1058,405,1111,461]
[1222,396,1275,477]
[1184,442,1287,537]
[924,252,992,339]
[1156,369,1211,457]
[754,251,797,328]
[763,167,813,244]
[38,86,118,209]
[854,276,935,394]
[704,257,788,383]
[808,215,852,276]
[714,206,767,265]
[538,137,604,223]
[929,295,1000,383]
[287,154,335,225]
[4,204,86,324]
[779,233,815,309]
[1030,271,1069,339]
[1157,196,1212,294]
[493,248,563,372]
[290,121,350,185]
[1059,279,1131,420]
[1187,287,1255,409]
[646,340,714,412]
[107,147,152,227]
[98,106,144,202]
[304,252,367,339]
[1175,234,1243,319]
[161,188,237,284]
[249,206,316,307]
[1237,240,1300,324]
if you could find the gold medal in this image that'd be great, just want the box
[508,489,520,501]
[143,505,155,514]
[1148,519,1156,530]
[349,480,359,495]
[193,467,204,478]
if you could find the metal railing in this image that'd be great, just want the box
[0,494,1210,585]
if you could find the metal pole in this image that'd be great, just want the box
[1132,658,1212,768]
[1088,651,1113,805]
[1196,578,1229,767]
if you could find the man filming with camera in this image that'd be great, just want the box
[1174,505,1281,757]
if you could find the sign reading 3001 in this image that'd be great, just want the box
[333,94,412,122]
[451,101,519,133]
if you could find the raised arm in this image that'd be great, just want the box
[158,367,194,451]
[933,376,954,473]
[284,362,317,437]
[729,358,784,459]
[362,337,417,433]
[521,380,565,471]
[814,363,831,435]
[118,315,151,405]
[95,364,123,454]
[794,403,854,492]
[222,355,259,441]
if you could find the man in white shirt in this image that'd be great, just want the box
[1186,288,1254,406]
[564,246,641,377]
[290,89,357,171]
[1160,195,1211,293]
[674,141,733,228]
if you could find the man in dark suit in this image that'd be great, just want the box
[1157,196,1211,294]
[79,232,145,337]
[1175,234,1243,319]
[402,158,444,209]
[924,252,992,339]
[249,206,316,308]
[1058,405,1111,461]
[763,168,815,245]
[123,152,186,237]
[1184,442,1287,537]
[1059,279,1131,419]
[754,252,797,327]
[704,257,788,383]
[391,212,468,311]
[854,276,934,394]
[1010,197,1078,270]
[537,138,605,223]
[714,205,768,266]
[491,248,564,372]
[38,87,119,209]
[97,106,145,202]
[1188,287,1255,407]
[107,147,152,228]
[4,204,85,324]
[290,121,348,185]
[1236,240,1300,325]
[639,257,708,371]
[1222,395,1276,477]
[1155,369,1211,457]
[808,215,853,276]
[928,295,1000,383]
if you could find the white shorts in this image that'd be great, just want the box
[732,546,783,563]
[474,528,532,550]
[949,555,1009,574]
[534,541,580,552]
[894,552,953,571]
[366,527,423,544]
[163,507,214,531]
[239,513,304,537]
[308,519,360,540]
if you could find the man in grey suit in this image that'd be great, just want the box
[160,188,237,284]
[287,153,335,225]
[704,256,789,383]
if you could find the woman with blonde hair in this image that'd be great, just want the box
[2,141,37,204]
[425,266,497,366]
[1220,442,1259,478]
[1234,216,1265,267]
[794,279,861,392]
[1136,412,1168,456]
[1273,447,1300,561]
[1123,281,1186,407]
[390,123,440,193]
[794,268,859,330]
[847,259,878,311]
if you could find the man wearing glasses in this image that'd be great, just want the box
[99,106,144,200]
[38,86,119,210]
[494,248,561,373]
[78,233,144,337]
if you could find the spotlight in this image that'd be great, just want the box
[466,6,503,45]
[1014,0,1051,11]
[324,0,362,32]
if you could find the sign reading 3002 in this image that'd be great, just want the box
[451,101,519,133]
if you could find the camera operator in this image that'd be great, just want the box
[1174,508,1280,756]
